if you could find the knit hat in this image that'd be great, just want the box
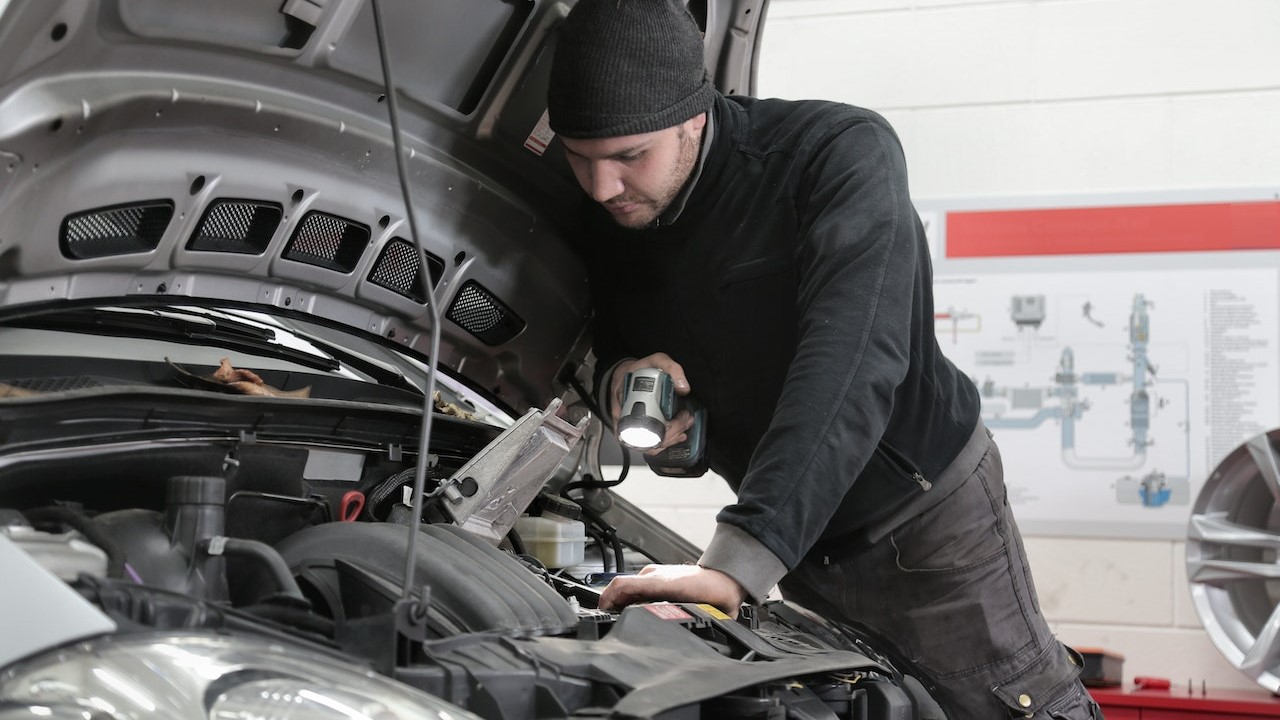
[547,0,718,139]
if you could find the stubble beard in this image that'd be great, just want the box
[609,126,700,230]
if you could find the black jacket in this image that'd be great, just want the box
[583,94,981,583]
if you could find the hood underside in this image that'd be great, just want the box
[0,0,603,411]
[0,0,767,411]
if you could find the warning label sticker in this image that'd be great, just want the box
[697,603,731,620]
[642,603,694,621]
[524,110,555,156]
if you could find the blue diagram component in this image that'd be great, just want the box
[1138,472,1173,507]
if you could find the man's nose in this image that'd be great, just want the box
[588,162,624,203]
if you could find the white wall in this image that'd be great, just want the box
[620,0,1280,694]
[757,0,1280,199]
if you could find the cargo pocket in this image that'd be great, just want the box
[992,643,1095,719]
[880,450,1026,677]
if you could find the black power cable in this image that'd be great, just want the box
[561,367,611,433]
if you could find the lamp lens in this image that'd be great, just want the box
[619,426,661,449]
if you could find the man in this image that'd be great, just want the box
[546,1,1101,718]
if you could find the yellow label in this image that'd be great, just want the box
[697,603,731,620]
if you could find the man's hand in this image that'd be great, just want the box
[609,353,695,453]
[598,564,747,619]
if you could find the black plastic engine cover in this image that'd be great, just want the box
[276,522,577,637]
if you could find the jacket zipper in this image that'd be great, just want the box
[876,441,932,491]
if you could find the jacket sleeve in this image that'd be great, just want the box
[699,118,920,600]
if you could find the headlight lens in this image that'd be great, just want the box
[0,633,479,720]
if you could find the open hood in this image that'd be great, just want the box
[0,6,959,720]
[0,0,768,412]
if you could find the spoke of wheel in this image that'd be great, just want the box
[1189,513,1280,549]
[1188,558,1280,584]
[1246,434,1280,505]
[1241,603,1280,679]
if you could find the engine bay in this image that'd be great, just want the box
[0,383,939,720]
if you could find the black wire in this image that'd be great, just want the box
[618,535,662,565]
[567,499,627,573]
[607,529,626,573]
[364,467,415,518]
[517,554,548,573]
[584,527,611,572]
[506,527,527,556]
[24,506,126,579]
[559,450,630,499]
[559,362,633,500]
[563,369,611,433]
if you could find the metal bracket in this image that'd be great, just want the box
[444,398,588,544]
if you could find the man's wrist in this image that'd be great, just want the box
[695,565,748,610]
[699,523,788,604]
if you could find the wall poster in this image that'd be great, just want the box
[919,191,1280,538]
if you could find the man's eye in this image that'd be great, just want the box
[619,152,643,162]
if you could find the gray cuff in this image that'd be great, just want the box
[698,523,788,604]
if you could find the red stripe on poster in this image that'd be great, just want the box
[946,201,1280,258]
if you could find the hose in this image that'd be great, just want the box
[198,536,306,604]
[25,505,126,579]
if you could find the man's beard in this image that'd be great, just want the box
[607,126,700,230]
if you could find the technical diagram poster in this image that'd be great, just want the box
[934,270,1278,537]
[924,196,1280,538]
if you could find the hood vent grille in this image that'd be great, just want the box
[368,238,445,303]
[283,211,370,273]
[447,280,524,346]
[60,201,174,259]
[188,200,282,254]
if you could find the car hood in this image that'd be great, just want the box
[0,0,766,411]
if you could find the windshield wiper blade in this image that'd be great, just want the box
[10,307,341,372]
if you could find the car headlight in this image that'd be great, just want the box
[0,632,479,720]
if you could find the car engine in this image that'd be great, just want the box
[0,382,941,720]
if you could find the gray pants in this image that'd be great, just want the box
[781,434,1102,719]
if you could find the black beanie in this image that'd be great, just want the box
[547,0,718,139]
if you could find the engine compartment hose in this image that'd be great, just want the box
[198,536,306,604]
[25,505,127,579]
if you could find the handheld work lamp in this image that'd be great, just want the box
[617,368,671,449]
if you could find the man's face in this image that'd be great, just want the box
[560,113,707,229]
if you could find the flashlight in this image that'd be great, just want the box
[616,368,707,477]
[618,368,672,449]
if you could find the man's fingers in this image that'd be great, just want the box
[599,575,654,611]
[644,353,690,394]
[597,565,746,612]
[630,353,691,394]
[611,354,693,446]
[644,410,695,453]
[601,566,657,608]
[645,433,687,456]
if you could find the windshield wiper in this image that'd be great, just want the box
[9,307,341,373]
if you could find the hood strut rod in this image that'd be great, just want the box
[370,0,444,606]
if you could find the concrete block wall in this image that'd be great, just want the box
[619,0,1280,694]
